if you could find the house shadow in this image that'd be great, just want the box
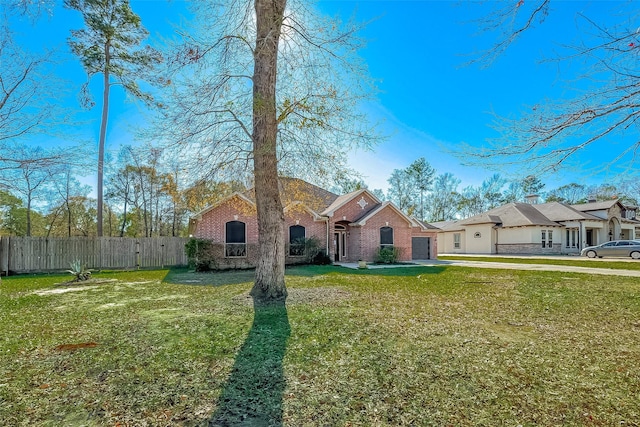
[208,300,290,427]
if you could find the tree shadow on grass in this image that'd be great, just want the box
[209,300,290,427]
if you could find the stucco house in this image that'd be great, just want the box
[189,178,438,268]
[435,199,640,255]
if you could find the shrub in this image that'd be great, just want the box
[185,238,218,272]
[67,259,92,281]
[375,246,399,264]
[311,250,332,265]
[301,236,332,265]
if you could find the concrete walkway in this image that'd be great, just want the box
[336,257,640,278]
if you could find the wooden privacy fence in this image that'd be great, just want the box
[0,237,189,274]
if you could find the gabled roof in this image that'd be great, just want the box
[571,199,623,212]
[532,202,602,222]
[461,214,503,226]
[461,203,560,227]
[431,220,465,232]
[413,218,441,231]
[349,201,417,227]
[243,177,339,214]
[191,192,256,220]
[192,178,339,221]
[321,188,381,217]
[283,201,327,221]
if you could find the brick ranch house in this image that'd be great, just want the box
[189,178,438,268]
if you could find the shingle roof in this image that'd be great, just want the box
[570,199,621,212]
[532,202,602,222]
[430,220,465,232]
[243,177,339,214]
[413,218,441,230]
[461,203,560,227]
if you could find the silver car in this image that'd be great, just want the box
[581,240,640,259]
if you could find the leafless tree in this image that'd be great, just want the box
[462,2,640,176]
[153,0,377,302]
[1,145,66,236]
[0,18,68,146]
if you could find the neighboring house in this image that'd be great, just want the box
[434,199,640,255]
[189,178,438,268]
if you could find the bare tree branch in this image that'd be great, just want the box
[460,4,640,176]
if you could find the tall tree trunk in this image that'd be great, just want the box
[97,40,111,237]
[120,195,128,237]
[250,0,287,303]
[66,173,72,237]
[26,195,32,237]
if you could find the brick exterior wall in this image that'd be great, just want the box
[351,206,413,262]
[331,192,379,223]
[193,189,439,268]
[195,196,259,244]
[194,196,330,268]
[284,205,328,263]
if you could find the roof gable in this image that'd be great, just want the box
[191,192,256,220]
[350,201,417,227]
[321,188,381,217]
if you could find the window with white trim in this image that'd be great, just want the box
[453,233,461,249]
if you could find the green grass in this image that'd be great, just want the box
[440,254,640,270]
[1,265,640,426]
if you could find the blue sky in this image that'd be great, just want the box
[10,0,633,194]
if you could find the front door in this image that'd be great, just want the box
[333,231,347,261]
[586,229,593,246]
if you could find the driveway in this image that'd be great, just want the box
[338,257,640,278]
[419,259,640,278]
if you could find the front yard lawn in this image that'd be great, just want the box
[1,266,639,426]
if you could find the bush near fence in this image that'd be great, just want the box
[0,237,189,275]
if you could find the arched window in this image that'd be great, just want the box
[380,226,393,247]
[225,221,246,257]
[289,225,306,256]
